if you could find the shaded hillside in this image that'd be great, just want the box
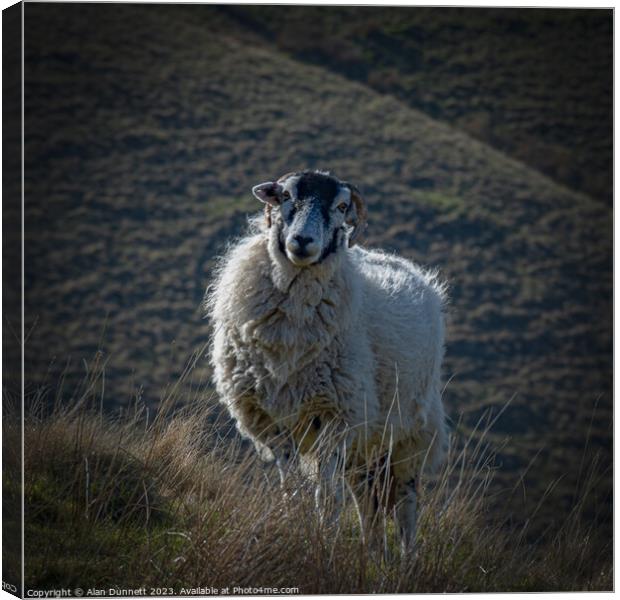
[222,6,613,203]
[20,4,611,532]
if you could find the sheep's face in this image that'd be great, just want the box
[252,171,366,268]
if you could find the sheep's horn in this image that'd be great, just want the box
[347,184,367,247]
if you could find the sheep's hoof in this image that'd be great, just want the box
[392,535,419,566]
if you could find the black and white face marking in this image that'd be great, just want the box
[253,171,355,268]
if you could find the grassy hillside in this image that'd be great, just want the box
[222,6,613,203]
[6,377,611,593]
[16,2,612,569]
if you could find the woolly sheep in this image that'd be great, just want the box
[206,170,447,549]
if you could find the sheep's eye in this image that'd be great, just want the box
[282,191,291,201]
[337,202,348,213]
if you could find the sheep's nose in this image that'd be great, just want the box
[287,235,315,256]
[292,235,314,251]
[286,234,319,263]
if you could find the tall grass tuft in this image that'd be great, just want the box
[7,352,611,593]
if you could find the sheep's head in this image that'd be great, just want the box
[252,170,367,268]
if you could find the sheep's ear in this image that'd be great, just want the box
[252,181,283,229]
[344,183,367,247]
[252,181,283,207]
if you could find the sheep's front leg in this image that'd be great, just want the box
[313,425,358,527]
[273,433,296,487]
[393,476,419,553]
[235,396,296,488]
[314,448,348,525]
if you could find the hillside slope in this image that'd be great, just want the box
[222,6,613,203]
[21,4,611,530]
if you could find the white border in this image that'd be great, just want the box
[0,2,615,600]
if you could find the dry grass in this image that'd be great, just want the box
[3,353,611,594]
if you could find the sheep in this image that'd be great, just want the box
[205,169,447,550]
